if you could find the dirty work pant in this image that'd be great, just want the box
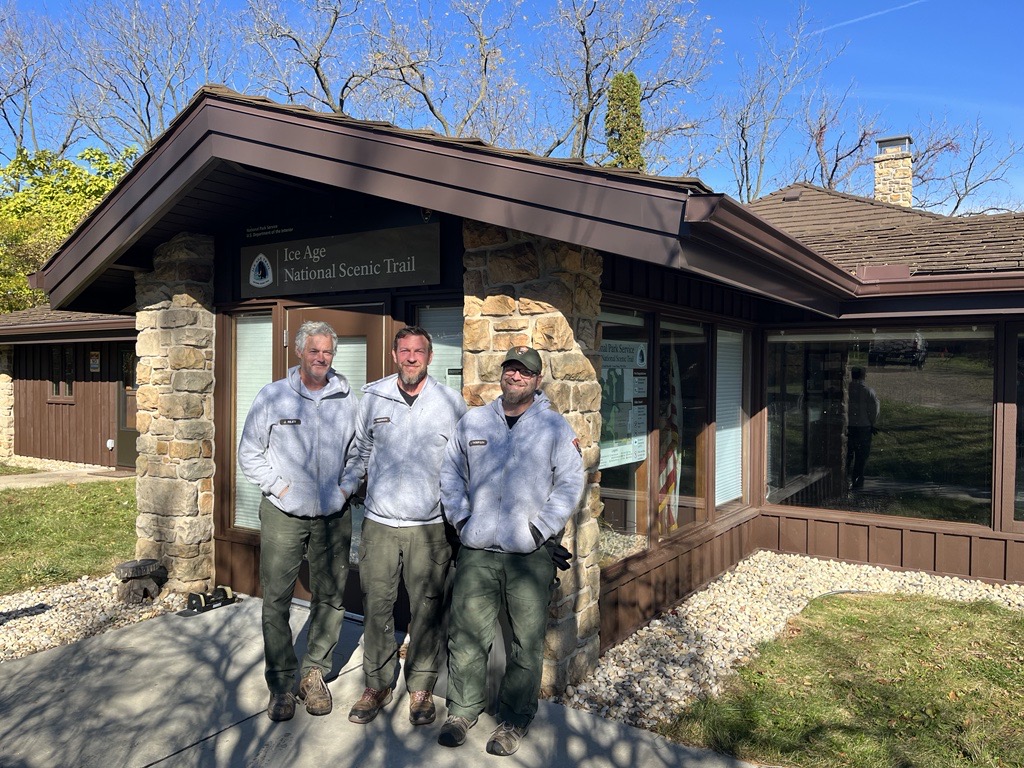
[259,497,352,694]
[445,546,555,728]
[358,518,452,692]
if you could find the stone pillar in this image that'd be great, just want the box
[0,345,13,460]
[874,136,914,207]
[133,234,216,594]
[462,221,603,694]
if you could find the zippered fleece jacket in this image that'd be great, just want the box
[238,366,362,518]
[440,390,585,554]
[355,373,467,527]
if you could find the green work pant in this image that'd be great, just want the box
[445,546,555,728]
[259,497,352,694]
[358,518,452,691]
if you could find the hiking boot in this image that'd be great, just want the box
[486,721,529,756]
[408,690,435,725]
[267,692,295,722]
[348,686,393,724]
[297,667,332,716]
[437,715,477,747]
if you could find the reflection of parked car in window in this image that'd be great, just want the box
[868,334,928,368]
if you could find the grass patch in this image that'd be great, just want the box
[0,463,39,477]
[0,478,137,595]
[872,401,991,487]
[661,593,1024,768]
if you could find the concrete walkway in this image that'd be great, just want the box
[0,598,757,768]
[0,467,134,490]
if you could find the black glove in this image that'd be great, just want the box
[545,541,573,571]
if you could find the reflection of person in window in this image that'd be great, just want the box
[847,367,880,490]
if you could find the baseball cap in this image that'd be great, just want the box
[502,346,542,375]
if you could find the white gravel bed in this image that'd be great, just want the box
[0,575,186,662]
[561,550,1024,730]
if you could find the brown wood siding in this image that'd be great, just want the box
[12,342,122,467]
[755,507,1024,585]
[599,514,758,651]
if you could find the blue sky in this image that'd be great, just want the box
[700,0,1024,194]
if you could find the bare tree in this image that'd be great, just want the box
[716,4,840,202]
[364,0,528,144]
[912,116,1022,214]
[796,83,879,193]
[534,0,718,165]
[0,3,80,161]
[56,0,243,153]
[243,0,373,115]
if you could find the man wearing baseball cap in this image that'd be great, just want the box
[438,345,585,756]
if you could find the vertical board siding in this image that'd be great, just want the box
[600,518,757,650]
[13,342,120,467]
[758,510,1024,587]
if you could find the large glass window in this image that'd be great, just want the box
[767,327,994,525]
[657,320,707,534]
[1015,333,1024,522]
[597,311,650,564]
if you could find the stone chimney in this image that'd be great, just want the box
[873,135,913,207]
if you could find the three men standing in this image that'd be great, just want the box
[347,326,467,726]
[438,346,585,756]
[238,321,364,722]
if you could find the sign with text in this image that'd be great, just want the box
[240,223,440,298]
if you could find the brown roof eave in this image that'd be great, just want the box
[684,195,859,299]
[0,316,136,342]
[853,270,1024,297]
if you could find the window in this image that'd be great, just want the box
[597,311,650,565]
[232,315,273,530]
[715,329,745,508]
[657,320,707,534]
[417,306,464,392]
[49,346,75,400]
[767,327,994,525]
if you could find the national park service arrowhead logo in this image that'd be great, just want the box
[249,253,273,288]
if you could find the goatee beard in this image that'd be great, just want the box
[399,368,426,388]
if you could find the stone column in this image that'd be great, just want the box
[133,234,216,594]
[462,221,603,694]
[0,345,13,460]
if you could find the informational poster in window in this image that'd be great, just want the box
[599,340,649,469]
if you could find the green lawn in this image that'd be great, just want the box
[0,463,39,476]
[0,478,138,595]
[662,593,1024,768]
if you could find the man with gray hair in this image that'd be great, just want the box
[239,320,363,722]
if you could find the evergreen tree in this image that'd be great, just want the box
[605,71,646,171]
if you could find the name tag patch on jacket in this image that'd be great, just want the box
[374,417,392,424]
[469,439,488,446]
[279,419,301,425]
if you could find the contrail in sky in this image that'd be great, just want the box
[813,0,928,34]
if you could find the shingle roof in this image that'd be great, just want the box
[0,303,130,330]
[749,182,1024,275]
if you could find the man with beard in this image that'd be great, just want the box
[239,321,363,722]
[347,326,467,726]
[437,346,585,756]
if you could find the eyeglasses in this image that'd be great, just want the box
[502,366,538,379]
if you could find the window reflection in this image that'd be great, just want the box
[597,312,649,565]
[767,328,993,525]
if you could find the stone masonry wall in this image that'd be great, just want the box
[462,220,603,694]
[874,149,913,207]
[133,234,216,594]
[0,345,12,460]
